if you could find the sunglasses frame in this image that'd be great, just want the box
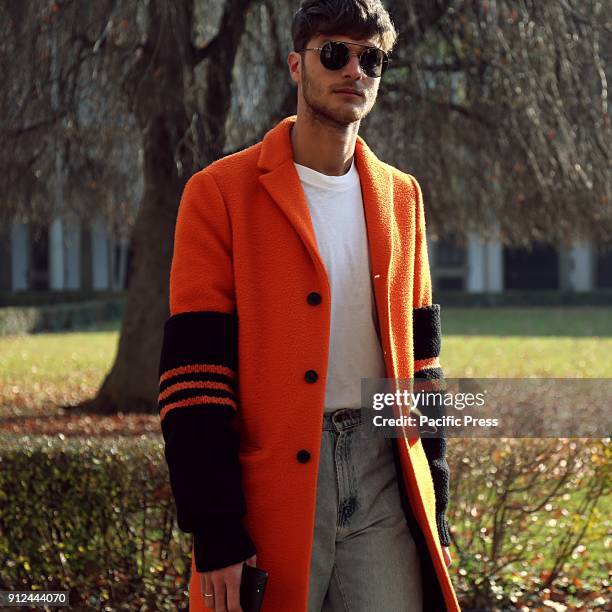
[300,40,390,78]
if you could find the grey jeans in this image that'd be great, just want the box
[307,407,423,612]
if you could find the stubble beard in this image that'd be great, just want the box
[301,62,373,129]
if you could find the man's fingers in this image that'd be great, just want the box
[225,564,243,611]
[201,573,215,610]
[212,575,227,612]
[442,546,452,568]
[200,572,215,610]
[199,558,254,611]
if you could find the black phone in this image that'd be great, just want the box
[240,564,269,612]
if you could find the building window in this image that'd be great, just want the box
[29,224,49,291]
[596,244,612,288]
[433,234,467,291]
[503,243,559,290]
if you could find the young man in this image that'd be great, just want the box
[158,1,460,610]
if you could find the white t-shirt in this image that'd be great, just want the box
[294,156,387,412]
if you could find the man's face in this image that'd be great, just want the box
[289,33,384,127]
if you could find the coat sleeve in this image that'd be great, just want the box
[410,176,452,548]
[158,169,257,572]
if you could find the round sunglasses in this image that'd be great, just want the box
[300,40,390,78]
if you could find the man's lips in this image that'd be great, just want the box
[334,89,364,97]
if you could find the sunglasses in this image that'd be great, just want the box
[300,40,390,78]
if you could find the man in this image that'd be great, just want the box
[158,1,460,611]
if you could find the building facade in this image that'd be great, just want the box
[1,217,610,295]
[430,228,612,293]
[0,216,132,293]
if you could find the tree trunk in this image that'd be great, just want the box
[72,0,251,414]
[79,130,182,414]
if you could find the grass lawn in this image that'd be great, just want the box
[1,307,611,417]
[0,329,117,416]
[442,307,612,378]
[0,307,609,606]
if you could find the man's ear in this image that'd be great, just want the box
[287,51,301,86]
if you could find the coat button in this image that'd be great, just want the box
[307,291,322,305]
[296,449,311,463]
[304,369,318,383]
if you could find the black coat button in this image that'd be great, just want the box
[307,292,322,305]
[296,449,311,463]
[304,369,318,383]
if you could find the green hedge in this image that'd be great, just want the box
[0,435,189,610]
[0,435,607,609]
[0,299,126,336]
[0,291,127,308]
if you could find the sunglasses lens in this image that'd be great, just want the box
[361,47,386,77]
[318,42,387,77]
[320,41,349,70]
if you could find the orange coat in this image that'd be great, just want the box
[159,114,461,611]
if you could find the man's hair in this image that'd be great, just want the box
[291,0,398,55]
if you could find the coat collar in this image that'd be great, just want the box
[257,114,393,300]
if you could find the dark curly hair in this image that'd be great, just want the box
[291,0,398,54]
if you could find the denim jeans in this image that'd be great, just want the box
[307,407,423,612]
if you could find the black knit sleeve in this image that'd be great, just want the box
[158,311,257,572]
[413,304,452,547]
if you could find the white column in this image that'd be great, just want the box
[568,240,594,291]
[48,218,64,290]
[11,219,29,291]
[467,232,486,292]
[427,236,436,270]
[485,239,503,292]
[91,217,109,290]
[64,214,81,290]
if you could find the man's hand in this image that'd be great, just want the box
[442,546,452,568]
[200,554,257,612]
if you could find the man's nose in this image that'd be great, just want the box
[341,53,366,79]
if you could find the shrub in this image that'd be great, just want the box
[0,435,189,610]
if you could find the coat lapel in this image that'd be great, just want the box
[257,114,396,376]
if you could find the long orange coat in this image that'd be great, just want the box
[159,114,461,611]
